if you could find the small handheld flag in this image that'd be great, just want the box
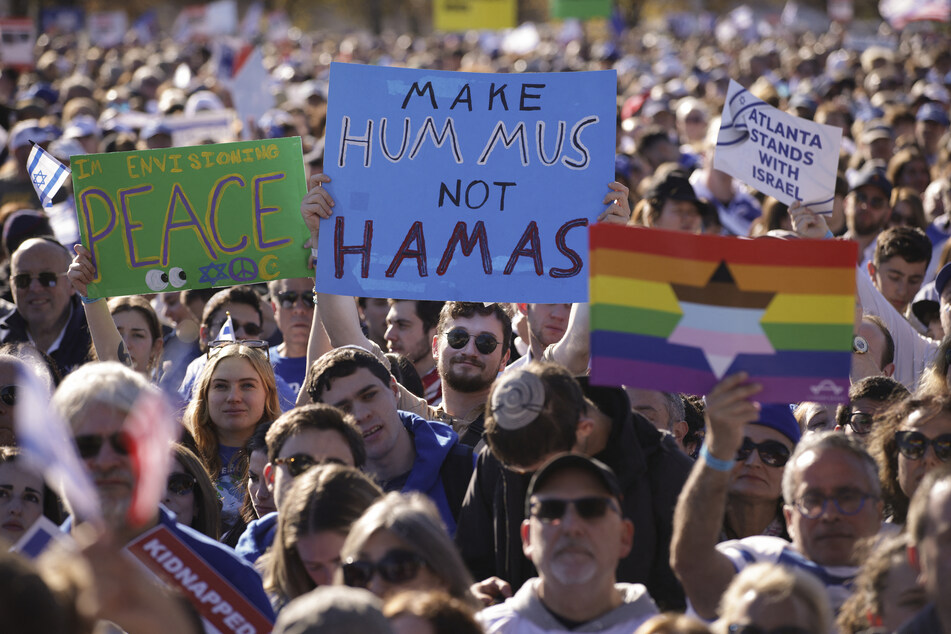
[218,311,236,341]
[125,388,177,527]
[28,142,70,208]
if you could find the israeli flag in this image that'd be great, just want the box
[218,311,236,341]
[28,142,70,208]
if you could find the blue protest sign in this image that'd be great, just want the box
[318,62,616,302]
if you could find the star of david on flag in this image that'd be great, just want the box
[28,142,71,208]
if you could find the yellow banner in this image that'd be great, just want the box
[434,0,517,31]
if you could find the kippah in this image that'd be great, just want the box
[489,369,545,430]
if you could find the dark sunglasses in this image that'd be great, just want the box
[13,272,63,289]
[167,472,197,496]
[342,549,425,589]
[207,339,269,359]
[847,412,874,435]
[276,290,315,309]
[212,319,263,338]
[530,496,619,523]
[854,191,887,209]
[0,385,15,408]
[75,432,130,459]
[895,430,951,462]
[445,328,499,355]
[735,437,791,467]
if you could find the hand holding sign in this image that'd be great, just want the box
[300,173,334,240]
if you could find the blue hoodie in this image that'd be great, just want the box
[235,511,278,564]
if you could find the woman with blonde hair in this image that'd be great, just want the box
[183,342,281,534]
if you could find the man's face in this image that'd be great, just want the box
[361,298,390,346]
[915,481,951,607]
[73,401,134,526]
[846,186,891,237]
[270,278,315,351]
[159,291,192,326]
[624,388,671,431]
[857,319,891,376]
[870,257,927,314]
[525,303,570,348]
[384,301,434,368]
[522,468,633,589]
[10,240,73,333]
[270,428,356,511]
[783,448,883,567]
[434,313,509,394]
[318,368,402,463]
[204,302,262,346]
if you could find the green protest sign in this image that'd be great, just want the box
[72,137,310,298]
[550,0,612,19]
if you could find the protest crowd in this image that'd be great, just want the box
[5,3,951,634]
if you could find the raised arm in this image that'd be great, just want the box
[67,244,133,368]
[670,373,761,619]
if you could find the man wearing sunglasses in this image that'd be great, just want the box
[52,362,275,622]
[267,277,319,395]
[834,375,908,440]
[477,453,659,633]
[671,373,883,620]
[0,238,91,376]
[306,346,474,534]
[844,161,893,267]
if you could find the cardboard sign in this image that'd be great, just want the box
[550,0,613,19]
[72,138,310,298]
[434,0,517,31]
[589,224,857,404]
[127,524,273,634]
[715,80,842,213]
[318,63,616,302]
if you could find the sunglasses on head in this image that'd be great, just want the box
[75,432,130,459]
[13,272,63,289]
[275,291,315,309]
[854,191,887,209]
[0,385,15,408]
[444,328,500,355]
[207,339,270,359]
[847,412,875,435]
[530,496,619,523]
[342,549,425,589]
[167,472,197,496]
[895,430,951,462]
[735,437,791,467]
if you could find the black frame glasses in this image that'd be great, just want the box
[207,339,270,359]
[735,437,791,467]
[342,549,426,588]
[275,291,315,309]
[530,496,619,524]
[793,488,878,519]
[847,411,875,435]
[444,328,500,355]
[895,430,951,462]
[75,432,130,459]
[167,472,197,496]
[0,385,15,408]
[13,272,64,289]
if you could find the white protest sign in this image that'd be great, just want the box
[166,109,238,146]
[714,80,842,213]
[88,11,128,48]
[0,18,35,70]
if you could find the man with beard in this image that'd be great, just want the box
[305,346,474,533]
[508,303,571,372]
[383,299,444,404]
[843,161,893,266]
[476,453,659,633]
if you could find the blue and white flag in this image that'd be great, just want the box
[28,142,70,208]
[218,312,236,341]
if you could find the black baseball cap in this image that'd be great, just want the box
[525,453,622,516]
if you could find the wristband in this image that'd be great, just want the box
[700,443,735,472]
[311,247,319,258]
[80,294,103,305]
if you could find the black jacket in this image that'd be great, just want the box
[0,294,91,376]
[455,390,693,611]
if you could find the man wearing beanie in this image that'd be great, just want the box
[671,374,883,620]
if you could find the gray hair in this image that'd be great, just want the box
[781,431,880,505]
[51,361,152,429]
[339,492,474,605]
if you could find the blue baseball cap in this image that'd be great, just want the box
[917,102,950,126]
[753,403,801,444]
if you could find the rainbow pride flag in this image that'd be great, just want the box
[589,225,857,404]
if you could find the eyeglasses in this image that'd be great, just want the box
[735,437,791,467]
[275,291,315,309]
[12,272,64,289]
[793,488,878,519]
[0,385,15,408]
[847,412,875,435]
[211,319,263,338]
[853,191,887,209]
[167,473,197,496]
[444,328,500,355]
[530,496,619,523]
[727,625,811,634]
[75,432,130,459]
[895,430,951,462]
[207,339,269,359]
[342,549,426,588]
